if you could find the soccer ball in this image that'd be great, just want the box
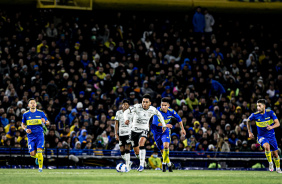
[116,163,128,172]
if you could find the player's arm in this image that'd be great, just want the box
[41,112,50,126]
[115,120,119,141]
[22,114,31,134]
[267,111,280,130]
[172,109,186,136]
[267,119,280,130]
[246,117,254,139]
[124,106,135,125]
[154,108,167,132]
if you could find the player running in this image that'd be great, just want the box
[247,99,282,173]
[124,94,166,172]
[115,99,134,171]
[21,98,50,172]
[151,97,186,172]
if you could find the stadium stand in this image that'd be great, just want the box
[0,7,282,158]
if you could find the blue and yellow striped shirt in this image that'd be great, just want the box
[22,109,48,135]
[248,109,277,137]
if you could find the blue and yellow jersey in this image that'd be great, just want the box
[151,107,182,133]
[248,109,277,137]
[22,109,48,135]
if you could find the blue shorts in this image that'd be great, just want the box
[27,132,44,153]
[151,128,170,150]
[257,135,278,151]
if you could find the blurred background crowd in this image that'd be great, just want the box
[1,7,282,153]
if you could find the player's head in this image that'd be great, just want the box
[142,94,151,110]
[161,97,170,112]
[122,99,130,110]
[257,99,266,113]
[28,98,37,110]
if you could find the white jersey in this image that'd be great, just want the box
[124,104,166,133]
[115,109,133,136]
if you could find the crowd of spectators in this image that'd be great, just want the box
[1,7,282,154]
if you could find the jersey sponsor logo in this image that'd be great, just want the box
[256,120,272,128]
[120,130,129,134]
[265,117,270,119]
[137,119,147,124]
[26,119,42,125]
[134,127,146,131]
[36,116,41,118]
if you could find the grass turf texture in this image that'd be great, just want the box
[0,169,281,184]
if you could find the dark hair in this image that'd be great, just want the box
[122,99,130,104]
[28,98,36,103]
[257,99,266,105]
[161,97,170,104]
[142,94,151,101]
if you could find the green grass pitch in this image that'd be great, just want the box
[0,169,281,184]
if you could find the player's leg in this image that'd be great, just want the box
[119,136,126,159]
[262,141,273,171]
[269,138,281,173]
[37,133,45,172]
[162,129,172,172]
[125,142,131,170]
[28,139,38,159]
[131,131,140,159]
[120,145,125,160]
[152,131,166,172]
[133,146,139,159]
[138,136,146,171]
[37,148,43,171]
[272,150,281,173]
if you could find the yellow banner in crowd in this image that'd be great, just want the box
[92,0,282,12]
[1,0,282,12]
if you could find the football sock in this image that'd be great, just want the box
[37,150,43,169]
[265,151,272,163]
[31,153,38,158]
[163,149,170,164]
[139,146,145,167]
[121,151,125,161]
[274,157,280,169]
[125,150,130,168]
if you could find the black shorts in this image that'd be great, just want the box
[130,130,148,147]
[119,135,131,147]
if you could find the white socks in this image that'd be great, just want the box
[125,153,130,168]
[140,149,146,167]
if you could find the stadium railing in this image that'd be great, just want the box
[0,147,272,169]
